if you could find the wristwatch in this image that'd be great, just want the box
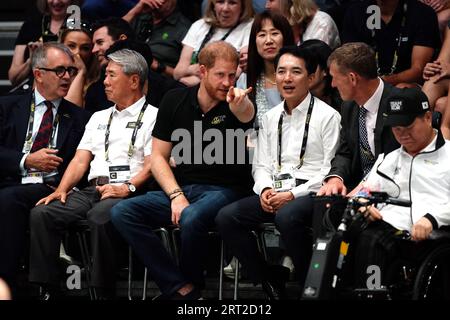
[125,182,136,193]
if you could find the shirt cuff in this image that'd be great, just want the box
[20,153,28,175]
[424,213,439,230]
[323,175,344,185]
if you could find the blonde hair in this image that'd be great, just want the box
[289,0,318,26]
[203,0,255,28]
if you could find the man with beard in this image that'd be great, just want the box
[111,41,255,299]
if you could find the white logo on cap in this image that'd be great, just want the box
[422,101,429,110]
[390,101,402,111]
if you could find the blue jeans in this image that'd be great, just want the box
[111,184,243,295]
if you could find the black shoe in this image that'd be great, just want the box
[262,279,286,300]
[261,265,290,300]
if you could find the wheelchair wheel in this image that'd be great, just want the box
[412,243,450,300]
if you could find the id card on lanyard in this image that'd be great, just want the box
[104,102,148,184]
[272,96,314,192]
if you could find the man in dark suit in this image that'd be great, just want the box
[318,42,399,195]
[0,42,90,293]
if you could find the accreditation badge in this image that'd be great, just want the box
[109,165,131,184]
[22,171,44,184]
[272,169,296,192]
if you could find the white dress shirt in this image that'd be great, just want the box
[77,96,158,182]
[253,93,341,198]
[361,78,384,155]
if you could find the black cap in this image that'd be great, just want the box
[384,88,430,127]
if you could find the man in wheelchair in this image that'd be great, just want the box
[346,87,450,298]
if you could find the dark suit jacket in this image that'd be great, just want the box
[0,92,91,186]
[327,82,400,190]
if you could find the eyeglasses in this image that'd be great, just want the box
[38,66,78,78]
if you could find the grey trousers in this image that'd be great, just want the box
[29,186,124,289]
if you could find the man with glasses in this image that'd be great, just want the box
[29,49,158,300]
[0,42,90,296]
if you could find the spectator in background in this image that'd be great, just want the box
[265,0,292,16]
[60,24,101,107]
[174,0,254,86]
[342,0,441,88]
[237,10,294,130]
[423,24,450,113]
[123,0,192,78]
[81,0,139,20]
[8,0,79,90]
[203,0,267,14]
[84,18,183,113]
[300,39,342,110]
[420,0,450,36]
[289,0,340,49]
[0,43,89,295]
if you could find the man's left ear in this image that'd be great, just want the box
[130,74,140,89]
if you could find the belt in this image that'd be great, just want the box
[89,176,109,186]
[296,179,308,186]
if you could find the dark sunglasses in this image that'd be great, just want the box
[38,66,79,78]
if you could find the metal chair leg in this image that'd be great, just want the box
[233,256,239,300]
[219,239,224,300]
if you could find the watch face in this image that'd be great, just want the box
[128,184,136,192]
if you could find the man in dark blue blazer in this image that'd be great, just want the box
[0,42,90,293]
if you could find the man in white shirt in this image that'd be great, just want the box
[29,49,158,299]
[216,46,341,299]
[352,87,450,288]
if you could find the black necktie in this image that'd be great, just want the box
[359,106,375,176]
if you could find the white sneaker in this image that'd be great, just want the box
[223,257,241,279]
[281,255,295,280]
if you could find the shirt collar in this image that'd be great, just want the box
[113,96,147,116]
[362,78,384,114]
[283,92,312,116]
[34,88,62,110]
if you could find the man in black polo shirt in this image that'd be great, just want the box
[111,41,254,299]
[342,0,440,87]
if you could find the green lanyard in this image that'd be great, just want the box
[277,96,315,171]
[104,102,148,163]
[24,92,59,153]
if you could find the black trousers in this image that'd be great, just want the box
[29,186,125,289]
[0,183,53,287]
[215,193,315,285]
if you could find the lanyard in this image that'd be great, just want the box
[23,92,59,153]
[371,2,408,76]
[191,24,238,64]
[277,96,315,171]
[104,102,148,163]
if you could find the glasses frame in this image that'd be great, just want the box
[38,66,79,78]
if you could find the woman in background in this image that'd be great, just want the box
[8,0,78,89]
[237,10,294,129]
[300,39,341,110]
[174,0,254,86]
[60,25,100,107]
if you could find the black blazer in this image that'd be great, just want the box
[0,92,91,185]
[327,82,400,190]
